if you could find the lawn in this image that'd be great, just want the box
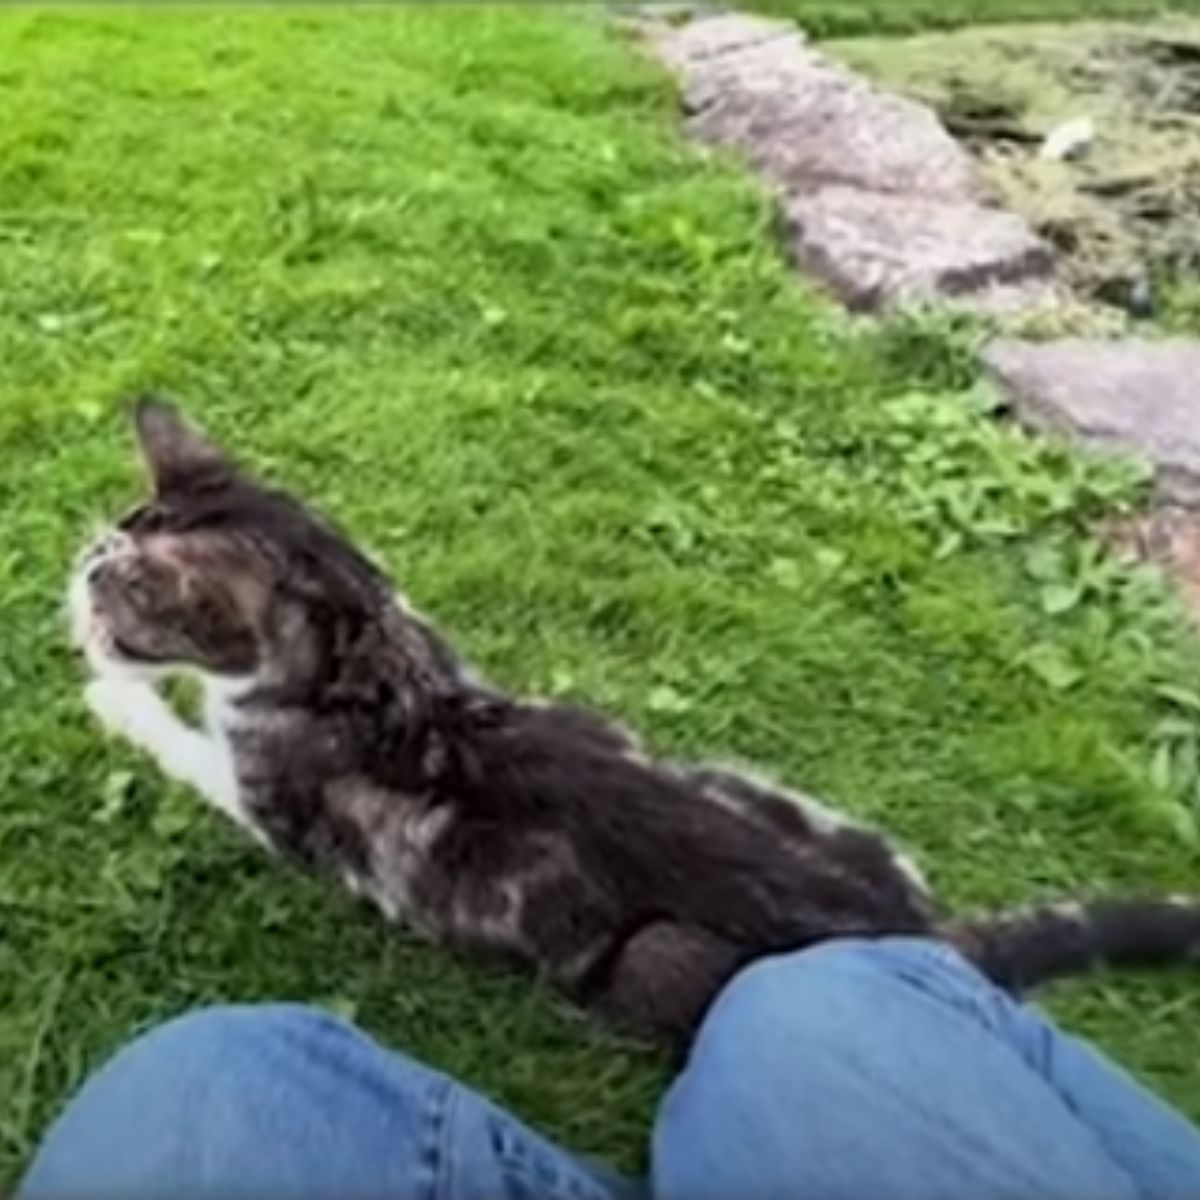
[3,4,1200,1186]
[757,0,1200,36]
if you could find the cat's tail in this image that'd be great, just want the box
[942,896,1200,991]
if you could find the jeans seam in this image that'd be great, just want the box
[492,1117,613,1200]
[494,1152,592,1200]
[427,1073,454,1200]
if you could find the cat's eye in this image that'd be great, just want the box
[119,504,167,532]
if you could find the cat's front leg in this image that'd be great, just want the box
[84,677,247,829]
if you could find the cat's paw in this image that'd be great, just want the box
[84,677,170,748]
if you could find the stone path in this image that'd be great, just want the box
[645,12,1058,314]
[638,9,1200,618]
[983,340,1200,509]
[984,339,1200,615]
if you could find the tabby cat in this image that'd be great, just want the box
[72,400,1200,1047]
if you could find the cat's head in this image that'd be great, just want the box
[70,399,390,683]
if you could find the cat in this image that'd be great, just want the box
[71,398,1200,1048]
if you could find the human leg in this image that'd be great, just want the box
[653,938,1200,1200]
[21,1003,637,1200]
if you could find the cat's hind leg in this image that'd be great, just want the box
[591,921,748,1050]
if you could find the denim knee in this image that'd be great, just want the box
[93,1003,353,1111]
[702,937,952,1040]
[659,939,955,1139]
[653,939,1145,1200]
[705,935,1002,1051]
[21,1004,411,1200]
[125,1002,338,1069]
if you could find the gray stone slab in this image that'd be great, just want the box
[983,339,1200,505]
[649,13,802,72]
[783,187,1056,312]
[658,16,980,202]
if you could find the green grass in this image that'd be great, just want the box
[3,5,1200,1186]
[752,0,1200,36]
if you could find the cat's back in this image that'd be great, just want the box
[447,696,930,940]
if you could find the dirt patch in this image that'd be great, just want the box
[832,20,1200,332]
[1108,506,1200,618]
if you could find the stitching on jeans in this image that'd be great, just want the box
[424,1073,453,1200]
[491,1118,617,1200]
[419,1070,618,1200]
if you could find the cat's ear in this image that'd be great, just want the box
[132,397,233,494]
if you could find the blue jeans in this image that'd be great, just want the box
[21,939,1200,1200]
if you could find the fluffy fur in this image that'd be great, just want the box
[72,399,1200,1047]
